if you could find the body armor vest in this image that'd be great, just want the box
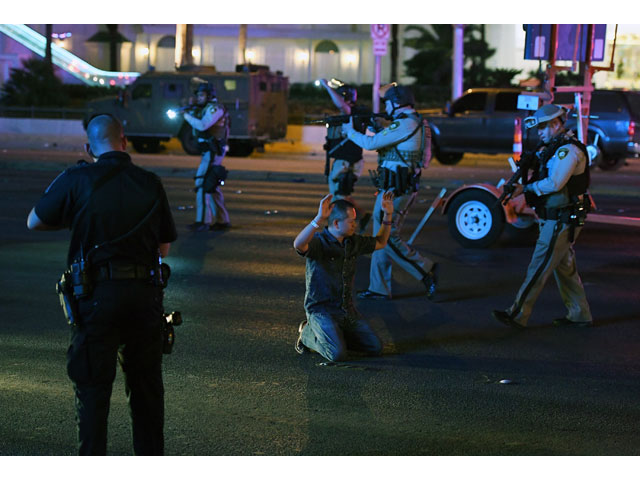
[525,133,590,213]
[194,102,230,142]
[534,134,590,197]
[378,112,427,168]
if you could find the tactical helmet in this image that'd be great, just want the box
[193,78,216,99]
[524,104,567,129]
[336,84,357,104]
[380,82,415,107]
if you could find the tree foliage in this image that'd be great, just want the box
[0,57,68,107]
[403,25,521,90]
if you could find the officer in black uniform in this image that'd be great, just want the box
[492,104,593,328]
[27,114,178,455]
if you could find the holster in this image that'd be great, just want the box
[335,170,357,196]
[56,272,80,326]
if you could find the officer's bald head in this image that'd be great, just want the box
[86,115,126,158]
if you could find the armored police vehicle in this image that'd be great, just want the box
[84,65,289,156]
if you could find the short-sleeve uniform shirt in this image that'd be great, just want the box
[300,228,376,320]
[35,151,177,266]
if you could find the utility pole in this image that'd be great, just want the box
[44,24,53,75]
[452,24,465,101]
[390,24,398,80]
[238,24,248,66]
[175,24,194,69]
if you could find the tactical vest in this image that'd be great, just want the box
[193,102,230,142]
[324,105,368,163]
[534,134,590,198]
[378,112,428,168]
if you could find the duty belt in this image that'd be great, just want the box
[535,206,572,222]
[91,262,154,282]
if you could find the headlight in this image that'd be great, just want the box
[166,109,177,120]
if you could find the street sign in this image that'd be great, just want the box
[371,24,391,41]
[373,39,388,56]
[371,24,391,55]
[370,24,391,114]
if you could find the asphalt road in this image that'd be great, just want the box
[1,145,639,456]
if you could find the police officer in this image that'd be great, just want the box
[493,104,593,328]
[184,80,231,232]
[27,114,178,455]
[319,78,371,231]
[342,83,438,300]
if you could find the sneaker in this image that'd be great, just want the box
[422,263,439,299]
[295,320,309,354]
[357,289,390,300]
[188,222,209,232]
[492,309,525,330]
[552,317,593,328]
[210,222,231,231]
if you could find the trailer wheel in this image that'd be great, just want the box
[447,190,504,248]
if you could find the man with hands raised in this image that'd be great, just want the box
[293,191,394,362]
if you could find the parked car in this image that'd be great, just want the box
[84,65,289,157]
[419,87,640,170]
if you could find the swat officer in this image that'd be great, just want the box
[342,82,438,300]
[27,114,178,455]
[184,80,231,232]
[493,103,593,328]
[319,78,371,232]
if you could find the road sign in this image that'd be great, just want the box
[371,24,390,56]
[371,24,391,41]
[373,39,388,56]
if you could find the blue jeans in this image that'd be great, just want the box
[301,310,382,362]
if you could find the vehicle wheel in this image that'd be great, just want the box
[435,151,464,165]
[179,125,200,155]
[598,154,626,171]
[130,138,160,154]
[447,189,505,248]
[227,140,254,157]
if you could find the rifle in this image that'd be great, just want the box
[496,149,538,206]
[305,112,391,127]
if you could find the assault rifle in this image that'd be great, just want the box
[305,112,391,127]
[496,149,539,206]
[308,113,391,177]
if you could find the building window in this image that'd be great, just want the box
[315,40,339,55]
[157,36,176,48]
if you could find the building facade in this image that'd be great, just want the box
[1,24,639,90]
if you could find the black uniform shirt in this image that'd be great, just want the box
[35,151,177,266]
[300,228,376,320]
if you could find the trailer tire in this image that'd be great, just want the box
[448,189,504,248]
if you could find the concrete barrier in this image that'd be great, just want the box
[0,118,327,153]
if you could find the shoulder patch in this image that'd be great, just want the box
[557,147,569,159]
[388,121,400,130]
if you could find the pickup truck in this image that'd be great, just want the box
[419,87,640,170]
